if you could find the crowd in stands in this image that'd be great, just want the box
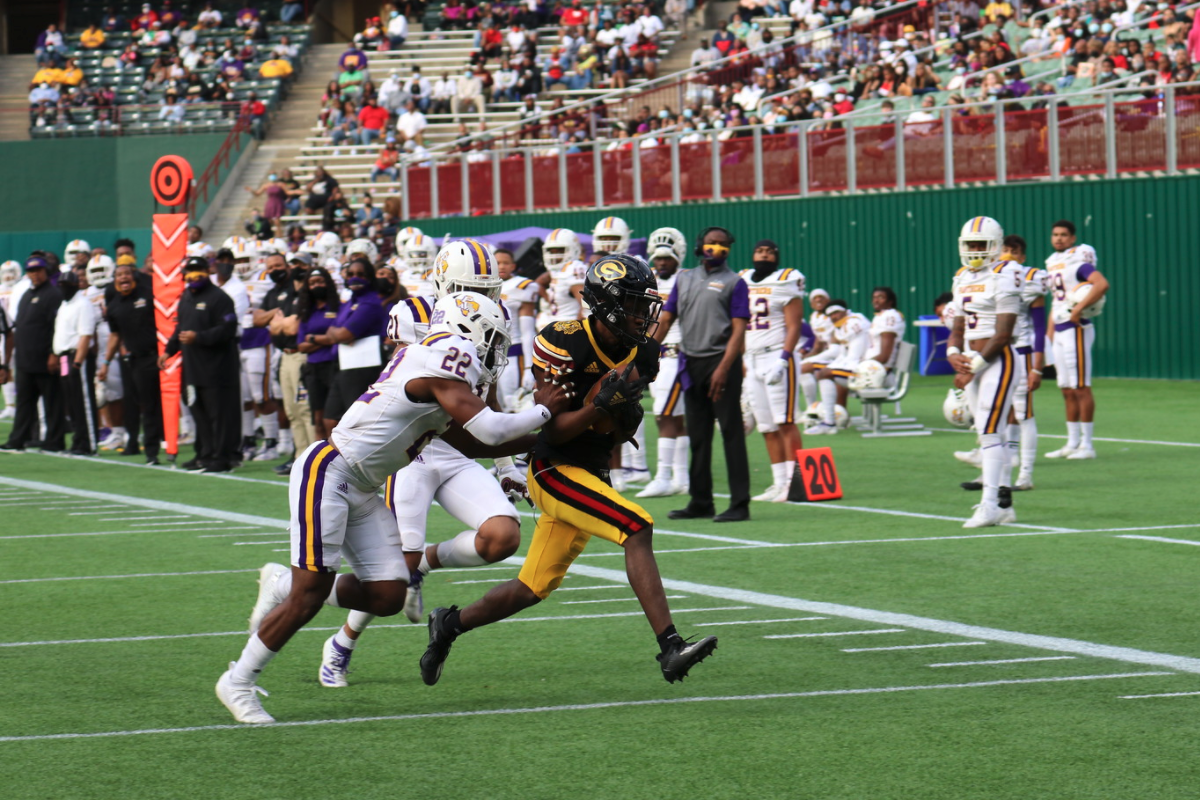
[29,3,301,134]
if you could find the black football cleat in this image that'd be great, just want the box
[998,486,1013,509]
[657,635,718,683]
[420,606,461,686]
[960,481,983,491]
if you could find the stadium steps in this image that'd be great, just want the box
[0,54,35,141]
[204,142,304,242]
[267,43,348,145]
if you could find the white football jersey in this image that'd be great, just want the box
[951,262,1023,342]
[547,259,587,321]
[1044,243,1098,324]
[810,310,834,344]
[866,307,906,368]
[84,285,112,354]
[500,275,539,321]
[656,271,682,346]
[332,333,488,491]
[187,241,215,260]
[741,268,805,352]
[219,275,250,334]
[401,267,435,298]
[1011,262,1049,349]
[831,311,871,363]
[0,285,13,316]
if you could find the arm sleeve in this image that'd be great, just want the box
[1075,263,1096,282]
[1030,305,1047,353]
[729,278,751,320]
[461,403,552,446]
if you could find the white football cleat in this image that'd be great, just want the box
[670,479,690,496]
[771,480,793,503]
[610,469,628,492]
[216,663,274,724]
[963,503,1003,529]
[804,423,839,435]
[997,506,1018,525]
[402,574,424,624]
[98,430,127,451]
[637,478,677,498]
[253,446,278,462]
[624,468,651,485]
[0,407,14,420]
[318,636,353,688]
[953,449,982,467]
[1045,445,1078,459]
[1066,447,1096,460]
[752,484,783,502]
[248,563,289,633]
[1014,473,1034,491]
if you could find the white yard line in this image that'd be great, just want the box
[927,427,1200,448]
[1120,691,1200,700]
[928,656,1078,667]
[233,540,288,546]
[566,563,1200,674]
[540,584,627,591]
[97,516,191,523]
[0,569,257,585]
[0,527,256,540]
[9,450,291,485]
[67,509,138,515]
[0,673,1172,743]
[561,595,687,605]
[844,642,988,652]
[765,629,907,639]
[696,617,828,627]
[1116,535,1200,547]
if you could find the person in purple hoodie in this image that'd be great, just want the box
[296,266,342,440]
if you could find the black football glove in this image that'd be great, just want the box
[592,363,649,415]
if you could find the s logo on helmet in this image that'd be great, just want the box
[596,260,627,281]
[455,296,480,316]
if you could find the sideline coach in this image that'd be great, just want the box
[654,226,751,522]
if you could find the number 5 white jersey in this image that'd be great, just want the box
[1044,243,1098,324]
[951,262,1023,342]
[331,332,486,491]
[739,268,806,353]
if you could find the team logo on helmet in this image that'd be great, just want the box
[595,259,628,281]
[456,295,480,315]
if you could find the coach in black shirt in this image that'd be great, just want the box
[1,255,66,452]
[103,264,163,464]
[161,257,241,473]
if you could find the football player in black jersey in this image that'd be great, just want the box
[419,254,719,685]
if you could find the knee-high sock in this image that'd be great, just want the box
[655,436,676,484]
[435,530,489,568]
[1020,417,1038,474]
[799,371,818,408]
[980,433,1005,506]
[1065,420,1081,449]
[673,435,689,482]
[1005,423,1020,487]
[818,378,837,425]
[625,420,647,470]
[242,407,256,438]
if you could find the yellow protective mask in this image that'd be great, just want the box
[701,243,730,260]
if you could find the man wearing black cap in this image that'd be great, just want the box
[160,257,241,472]
[1,255,66,453]
[102,262,163,464]
[654,227,752,522]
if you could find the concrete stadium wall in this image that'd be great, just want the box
[415,174,1200,380]
[0,134,237,264]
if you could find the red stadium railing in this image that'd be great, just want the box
[388,82,1199,220]
[187,113,252,220]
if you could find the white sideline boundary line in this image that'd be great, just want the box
[926,427,1200,448]
[560,595,686,605]
[765,629,907,639]
[1120,691,1200,699]
[928,656,1077,667]
[696,617,828,627]
[0,673,1173,743]
[566,563,1200,674]
[0,569,257,585]
[1117,535,1200,547]
[844,642,988,652]
[0,527,256,540]
[0,607,752,648]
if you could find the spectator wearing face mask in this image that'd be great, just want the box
[102,263,162,465]
[451,68,485,120]
[1,256,66,453]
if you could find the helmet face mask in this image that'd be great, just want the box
[0,261,21,287]
[542,228,582,269]
[958,216,1004,270]
[404,234,435,272]
[86,255,115,288]
[583,254,661,347]
[647,226,686,277]
[432,239,502,301]
[429,292,511,383]
[591,217,631,255]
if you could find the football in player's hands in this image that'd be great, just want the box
[587,364,646,435]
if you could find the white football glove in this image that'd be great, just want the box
[520,370,536,392]
[741,395,757,436]
[494,456,529,505]
[765,355,791,386]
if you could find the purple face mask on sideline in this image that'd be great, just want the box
[346,276,370,292]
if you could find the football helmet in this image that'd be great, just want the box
[591,216,631,255]
[1070,283,1106,319]
[394,226,424,252]
[958,216,1004,270]
[86,255,116,288]
[542,228,582,270]
[0,260,22,287]
[803,402,849,428]
[647,226,686,267]
[63,239,92,267]
[346,238,379,264]
[231,240,258,279]
[582,253,661,347]
[222,235,248,252]
[943,388,974,428]
[429,292,511,383]
[404,234,436,271]
[849,359,887,392]
[432,239,502,301]
[259,238,288,258]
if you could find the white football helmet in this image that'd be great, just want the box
[404,234,437,272]
[803,402,849,428]
[432,239,502,301]
[958,216,1004,270]
[0,260,21,288]
[943,388,974,428]
[222,235,248,252]
[543,228,582,270]
[63,239,92,267]
[345,238,379,264]
[647,226,686,266]
[231,240,258,279]
[259,237,288,258]
[849,359,888,392]
[86,255,116,288]
[394,226,424,252]
[1070,283,1106,319]
[591,216,632,255]
[429,291,511,383]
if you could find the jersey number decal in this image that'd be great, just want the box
[405,429,437,462]
[750,297,771,330]
[1050,272,1067,300]
[358,350,407,404]
[961,296,979,330]
[440,347,473,379]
